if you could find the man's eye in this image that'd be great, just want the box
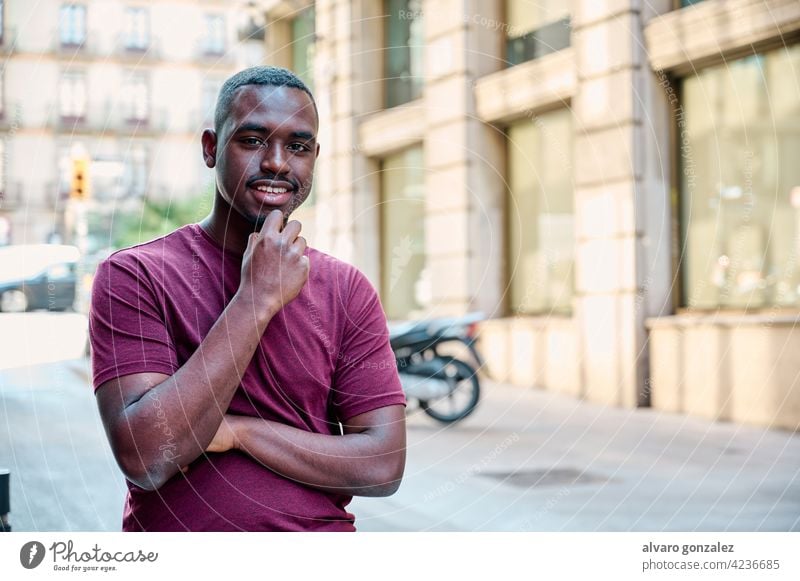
[288,143,309,152]
[242,137,263,146]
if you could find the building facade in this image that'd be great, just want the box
[0,0,264,246]
[256,0,800,430]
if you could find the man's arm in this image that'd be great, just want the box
[94,210,308,491]
[207,405,406,497]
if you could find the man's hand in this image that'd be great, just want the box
[206,415,242,453]
[237,209,309,321]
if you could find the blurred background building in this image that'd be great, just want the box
[0,0,798,429]
[0,0,265,247]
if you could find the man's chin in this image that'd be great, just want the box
[246,208,291,230]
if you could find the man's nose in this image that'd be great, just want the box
[260,143,291,175]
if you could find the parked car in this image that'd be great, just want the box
[0,245,80,312]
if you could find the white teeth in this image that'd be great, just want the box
[254,185,288,194]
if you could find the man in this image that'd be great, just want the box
[89,67,407,531]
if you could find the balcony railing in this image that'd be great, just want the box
[48,103,170,136]
[192,40,236,66]
[114,36,162,62]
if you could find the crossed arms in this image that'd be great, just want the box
[95,291,406,495]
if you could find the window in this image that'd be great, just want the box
[291,6,316,90]
[0,1,5,45]
[122,72,148,123]
[204,14,226,55]
[505,0,570,67]
[384,0,424,108]
[507,108,574,314]
[59,4,87,47]
[124,144,148,197]
[124,6,149,51]
[680,45,800,309]
[60,71,87,120]
[381,146,426,318]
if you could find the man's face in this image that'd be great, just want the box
[204,84,319,226]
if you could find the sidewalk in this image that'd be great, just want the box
[351,381,800,531]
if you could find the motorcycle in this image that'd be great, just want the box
[389,312,485,424]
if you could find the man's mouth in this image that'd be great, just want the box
[247,180,295,206]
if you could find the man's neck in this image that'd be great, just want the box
[198,194,255,256]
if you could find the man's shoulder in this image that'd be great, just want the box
[306,247,379,305]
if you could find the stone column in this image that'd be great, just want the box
[423,0,505,316]
[572,0,673,406]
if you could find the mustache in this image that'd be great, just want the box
[245,174,299,190]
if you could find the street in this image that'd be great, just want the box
[1,313,798,532]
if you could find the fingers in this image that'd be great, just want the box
[282,220,302,242]
[260,209,284,234]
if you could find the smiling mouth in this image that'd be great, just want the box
[252,184,289,194]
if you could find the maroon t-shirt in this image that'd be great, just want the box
[89,224,406,531]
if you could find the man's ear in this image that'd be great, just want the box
[315,142,320,160]
[201,129,217,168]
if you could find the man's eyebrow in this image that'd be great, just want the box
[234,122,269,134]
[233,124,315,141]
[291,130,315,141]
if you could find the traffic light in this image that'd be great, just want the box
[70,157,90,200]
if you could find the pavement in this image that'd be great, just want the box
[1,350,798,532]
[351,381,800,532]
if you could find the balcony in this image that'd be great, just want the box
[192,40,236,66]
[114,36,162,63]
[48,103,170,136]
[51,33,100,61]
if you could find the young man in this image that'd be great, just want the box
[89,67,407,531]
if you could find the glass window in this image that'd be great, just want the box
[291,6,316,91]
[681,45,800,310]
[507,108,574,314]
[60,71,87,119]
[124,6,149,50]
[505,0,570,67]
[124,144,148,197]
[60,4,87,47]
[122,72,148,122]
[384,0,424,109]
[204,14,226,55]
[381,146,426,319]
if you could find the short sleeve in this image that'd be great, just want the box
[330,271,406,421]
[89,255,178,391]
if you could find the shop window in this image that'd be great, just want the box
[507,108,574,314]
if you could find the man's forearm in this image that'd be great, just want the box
[121,295,276,489]
[232,415,405,497]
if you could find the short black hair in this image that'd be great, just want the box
[214,66,317,134]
